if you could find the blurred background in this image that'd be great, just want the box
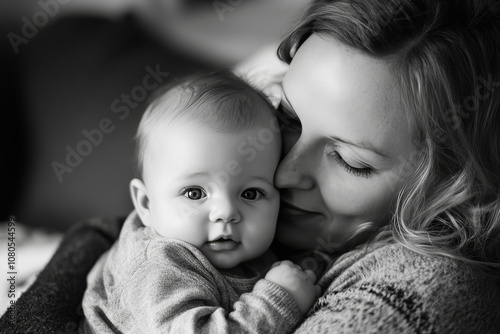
[0,0,312,231]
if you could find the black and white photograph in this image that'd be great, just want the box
[1,0,499,333]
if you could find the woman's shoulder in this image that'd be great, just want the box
[301,242,500,334]
[323,241,495,286]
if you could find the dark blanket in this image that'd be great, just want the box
[0,216,124,334]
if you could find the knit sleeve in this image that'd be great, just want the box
[291,283,434,334]
[290,242,500,334]
[121,241,302,334]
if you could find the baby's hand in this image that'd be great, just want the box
[265,260,321,314]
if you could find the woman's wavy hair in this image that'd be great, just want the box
[278,0,500,273]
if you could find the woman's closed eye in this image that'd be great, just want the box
[181,187,207,200]
[328,151,372,178]
[241,188,266,200]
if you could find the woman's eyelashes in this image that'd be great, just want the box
[277,102,373,178]
[328,151,372,178]
[181,187,266,201]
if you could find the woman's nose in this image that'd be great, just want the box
[209,196,241,223]
[274,139,315,190]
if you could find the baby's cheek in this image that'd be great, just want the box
[151,203,206,241]
[258,214,279,247]
[176,201,206,222]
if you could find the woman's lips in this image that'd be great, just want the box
[205,239,240,251]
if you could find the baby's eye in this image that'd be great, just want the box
[182,187,207,200]
[241,188,265,200]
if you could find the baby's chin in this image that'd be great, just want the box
[213,260,257,277]
[209,257,245,272]
[203,250,261,272]
[202,250,245,270]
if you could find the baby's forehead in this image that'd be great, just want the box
[142,116,280,177]
[146,115,278,153]
[137,73,279,179]
[147,92,277,140]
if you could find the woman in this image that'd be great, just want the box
[2,0,499,333]
[271,0,500,332]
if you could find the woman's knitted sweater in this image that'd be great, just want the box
[292,242,500,334]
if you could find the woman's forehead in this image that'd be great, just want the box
[282,34,412,159]
[284,35,400,114]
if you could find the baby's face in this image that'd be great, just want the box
[139,118,281,269]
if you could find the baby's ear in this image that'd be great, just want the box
[130,178,151,227]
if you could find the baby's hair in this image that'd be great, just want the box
[280,0,500,273]
[135,70,274,177]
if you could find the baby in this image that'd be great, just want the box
[80,71,319,334]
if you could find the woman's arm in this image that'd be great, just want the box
[291,243,500,334]
[292,284,432,334]
[0,216,124,334]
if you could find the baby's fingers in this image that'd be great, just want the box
[270,261,281,269]
[304,269,317,283]
[279,260,295,267]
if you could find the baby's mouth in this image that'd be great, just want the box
[206,237,240,251]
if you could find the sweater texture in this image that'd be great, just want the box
[79,211,301,334]
[291,241,500,334]
[3,215,499,333]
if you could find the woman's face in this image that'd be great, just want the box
[275,34,415,251]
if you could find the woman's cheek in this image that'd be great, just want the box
[355,176,401,221]
[325,172,395,219]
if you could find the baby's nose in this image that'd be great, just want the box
[209,197,241,223]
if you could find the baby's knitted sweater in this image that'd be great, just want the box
[292,242,500,333]
[80,212,300,334]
